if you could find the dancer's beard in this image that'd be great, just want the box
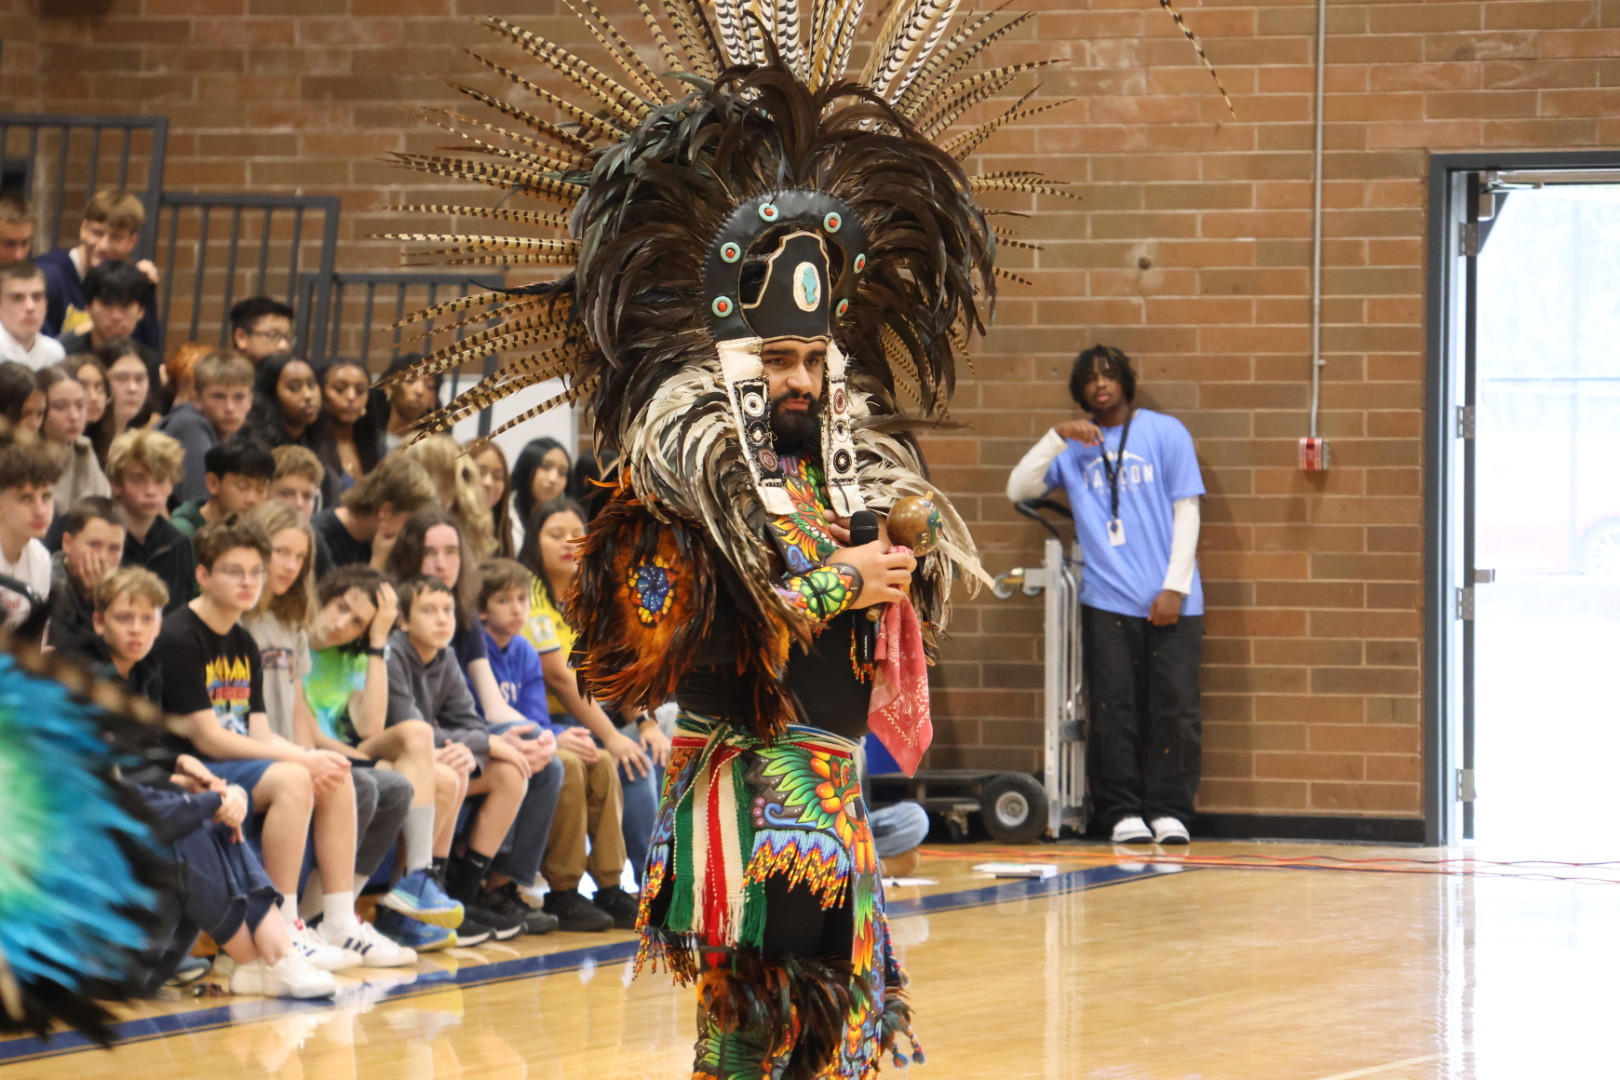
[769,390,820,457]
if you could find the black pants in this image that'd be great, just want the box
[1082,604,1203,828]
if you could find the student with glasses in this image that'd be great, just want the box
[229,296,297,367]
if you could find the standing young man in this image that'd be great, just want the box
[1007,344,1205,846]
[0,262,66,371]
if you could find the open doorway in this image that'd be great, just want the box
[1426,154,1620,846]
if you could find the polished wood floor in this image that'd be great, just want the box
[4,841,1617,1079]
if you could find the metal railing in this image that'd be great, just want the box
[156,192,340,358]
[300,270,511,436]
[0,113,168,257]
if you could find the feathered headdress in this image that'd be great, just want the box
[380,1,1225,730]
[380,0,1226,457]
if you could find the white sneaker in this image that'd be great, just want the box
[321,918,418,968]
[1150,816,1190,845]
[291,919,349,971]
[1111,815,1153,844]
[229,953,336,999]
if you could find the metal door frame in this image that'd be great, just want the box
[1423,149,1620,845]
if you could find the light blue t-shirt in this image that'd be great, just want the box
[1044,408,1205,618]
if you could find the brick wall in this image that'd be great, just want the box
[6,0,1617,822]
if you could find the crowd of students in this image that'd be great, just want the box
[0,187,665,1001]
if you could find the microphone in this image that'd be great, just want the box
[849,510,881,664]
[849,509,880,547]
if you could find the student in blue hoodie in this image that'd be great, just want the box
[475,558,625,932]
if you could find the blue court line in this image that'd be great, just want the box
[0,860,1177,1066]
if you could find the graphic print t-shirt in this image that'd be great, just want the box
[1044,407,1206,618]
[156,606,266,736]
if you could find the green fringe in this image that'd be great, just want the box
[732,759,768,949]
[666,775,697,932]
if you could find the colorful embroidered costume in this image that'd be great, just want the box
[383,4,1225,1075]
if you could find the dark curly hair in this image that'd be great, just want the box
[1068,344,1136,411]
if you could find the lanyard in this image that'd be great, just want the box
[1098,409,1134,520]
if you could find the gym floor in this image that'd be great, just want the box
[3,841,1614,1079]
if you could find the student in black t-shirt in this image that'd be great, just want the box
[310,452,435,571]
[153,517,370,973]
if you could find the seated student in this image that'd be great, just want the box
[385,575,530,941]
[34,188,162,347]
[399,435,495,559]
[139,754,335,1000]
[74,565,166,699]
[160,349,255,505]
[478,557,631,932]
[0,261,66,371]
[171,438,273,537]
[0,193,33,263]
[309,357,384,505]
[88,336,158,464]
[105,428,195,613]
[0,360,44,439]
[268,444,322,523]
[245,352,322,449]
[0,437,60,634]
[379,352,439,454]
[47,495,126,650]
[311,452,436,571]
[36,363,110,508]
[385,511,565,930]
[151,516,363,973]
[54,261,159,381]
[229,296,296,367]
[303,564,476,950]
[520,497,662,898]
[238,501,416,967]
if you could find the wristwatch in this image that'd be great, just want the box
[364,643,392,661]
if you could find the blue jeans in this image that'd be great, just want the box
[551,715,662,887]
[869,802,929,859]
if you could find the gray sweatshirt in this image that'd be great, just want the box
[385,628,491,768]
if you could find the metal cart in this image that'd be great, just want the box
[865,498,1087,843]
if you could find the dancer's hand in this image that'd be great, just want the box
[829,543,916,609]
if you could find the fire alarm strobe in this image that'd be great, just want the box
[1299,436,1331,472]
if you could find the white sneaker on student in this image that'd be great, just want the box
[1150,816,1190,845]
[229,953,336,999]
[291,919,349,971]
[321,918,418,968]
[1111,815,1153,844]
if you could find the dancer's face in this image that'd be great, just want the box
[762,336,826,456]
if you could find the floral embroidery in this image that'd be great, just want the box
[628,556,676,626]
